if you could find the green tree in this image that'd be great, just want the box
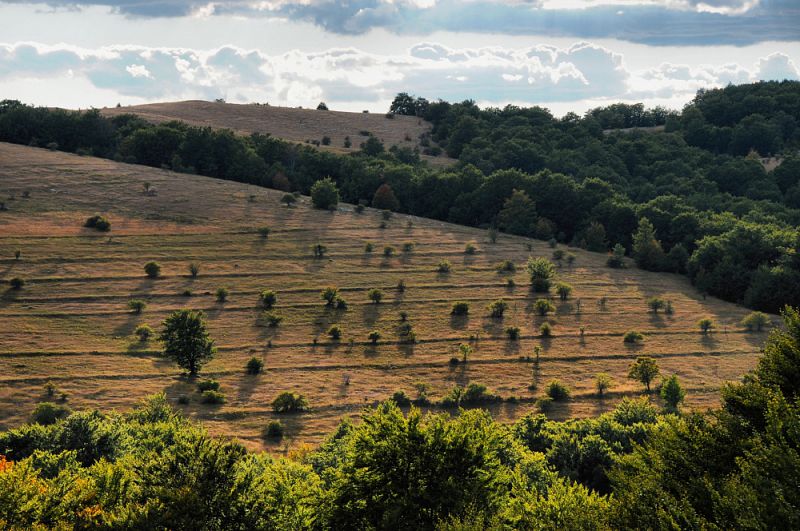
[372,183,400,211]
[160,310,216,375]
[660,375,685,410]
[310,177,339,210]
[527,257,556,292]
[497,189,536,236]
[632,218,666,271]
[628,356,660,392]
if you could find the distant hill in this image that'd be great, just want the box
[101,100,453,166]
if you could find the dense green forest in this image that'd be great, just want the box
[1,81,799,312]
[1,307,798,529]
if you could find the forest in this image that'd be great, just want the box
[1,81,799,312]
[0,307,798,529]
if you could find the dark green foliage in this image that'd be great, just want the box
[527,257,556,292]
[134,324,154,342]
[390,390,412,406]
[310,177,339,210]
[539,322,553,337]
[84,214,111,231]
[660,375,686,410]
[628,356,659,392]
[260,289,277,309]
[606,244,626,268]
[9,277,25,289]
[451,301,469,315]
[246,357,263,375]
[495,260,516,273]
[505,326,521,340]
[545,380,570,401]
[368,330,381,344]
[486,299,508,318]
[372,183,400,211]
[160,309,215,375]
[437,260,452,273]
[534,298,555,316]
[127,299,146,314]
[143,261,161,278]
[367,288,383,303]
[623,330,645,344]
[200,390,226,405]
[271,392,308,413]
[215,287,228,302]
[196,379,220,392]
[327,325,342,340]
[188,262,200,277]
[265,420,283,439]
[30,402,71,425]
[281,193,297,207]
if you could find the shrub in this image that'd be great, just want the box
[464,243,477,255]
[312,243,327,258]
[260,289,277,309]
[595,373,613,397]
[265,420,284,439]
[144,261,161,278]
[537,396,554,412]
[9,277,25,289]
[321,286,339,306]
[399,322,417,343]
[534,298,555,316]
[135,324,154,342]
[548,238,557,248]
[177,395,190,405]
[161,309,215,375]
[14,249,20,260]
[246,357,264,375]
[545,380,571,401]
[660,374,686,409]
[487,299,508,318]
[391,390,412,406]
[310,177,339,210]
[539,322,553,337]
[742,311,771,331]
[271,392,308,413]
[664,301,674,315]
[437,260,452,273]
[496,260,516,273]
[552,249,565,262]
[458,343,473,363]
[196,379,220,392]
[698,318,714,333]
[647,297,666,313]
[188,262,200,277]
[402,242,414,253]
[506,326,521,340]
[364,242,374,253]
[281,194,297,207]
[327,325,342,340]
[526,257,556,292]
[399,311,408,322]
[555,282,573,301]
[31,402,70,425]
[396,279,406,292]
[462,383,500,404]
[200,390,226,405]
[368,330,382,344]
[383,246,395,257]
[381,210,393,221]
[261,312,283,327]
[128,299,147,314]
[623,330,645,344]
[451,301,470,315]
[368,288,383,304]
[258,226,271,238]
[84,214,111,231]
[321,135,331,145]
[335,297,348,309]
[379,221,387,229]
[488,227,498,243]
[181,289,192,297]
[607,244,626,268]
[215,287,229,302]
[566,253,576,266]
[343,136,352,148]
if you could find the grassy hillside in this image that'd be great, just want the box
[0,142,768,451]
[100,100,452,165]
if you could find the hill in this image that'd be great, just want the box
[100,100,452,165]
[0,142,769,451]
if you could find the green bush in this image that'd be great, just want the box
[402,242,414,253]
[647,297,666,313]
[200,390,226,405]
[391,390,412,406]
[281,194,297,207]
[312,243,328,258]
[196,379,220,392]
[9,277,25,289]
[451,301,470,315]
[321,286,339,306]
[660,375,685,410]
[265,420,284,438]
[539,322,553,337]
[496,260,516,273]
[134,324,154,342]
[258,226,271,238]
[246,357,264,375]
[128,299,146,314]
[534,298,555,316]
[623,330,645,344]
[396,279,406,292]
[595,373,613,397]
[526,257,556,292]
[742,311,771,331]
[545,380,571,401]
[328,325,342,340]
[368,330,382,344]
[260,289,277,309]
[487,299,508,318]
[310,177,339,210]
[506,326,521,340]
[464,243,477,255]
[144,261,161,278]
[437,260,452,273]
[216,287,229,302]
[383,246,396,257]
[698,318,714,333]
[364,242,374,253]
[607,244,626,268]
[188,262,200,277]
[261,312,283,327]
[31,402,71,425]
[368,288,383,303]
[271,391,308,413]
[84,214,111,231]
[555,282,573,301]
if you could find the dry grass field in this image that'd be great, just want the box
[100,100,453,166]
[0,142,769,451]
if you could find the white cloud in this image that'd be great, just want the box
[0,40,796,114]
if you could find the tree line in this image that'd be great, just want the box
[1,81,799,311]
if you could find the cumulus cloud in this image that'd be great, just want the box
[1,0,798,45]
[0,40,796,112]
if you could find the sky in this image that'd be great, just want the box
[0,0,799,115]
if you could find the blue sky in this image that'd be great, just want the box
[0,0,798,113]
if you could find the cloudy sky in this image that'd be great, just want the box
[1,0,799,114]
